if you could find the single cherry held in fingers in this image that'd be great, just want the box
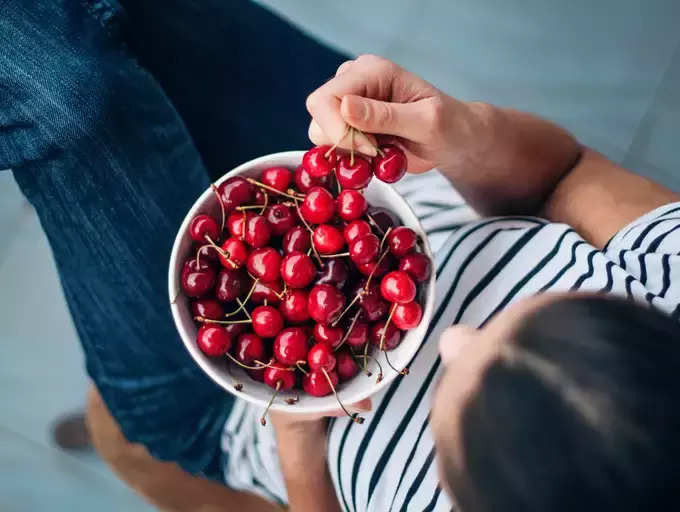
[313,323,343,347]
[398,252,431,283]
[336,155,372,190]
[282,226,311,254]
[251,279,284,305]
[265,204,297,236]
[303,369,338,397]
[189,214,220,242]
[392,301,423,330]
[215,268,248,302]
[280,251,316,288]
[294,164,328,193]
[307,343,336,372]
[336,350,360,381]
[373,144,407,183]
[315,259,349,289]
[181,259,216,298]
[264,363,296,390]
[244,215,271,248]
[235,333,266,365]
[302,145,337,178]
[261,166,292,192]
[300,186,335,224]
[380,270,416,304]
[279,289,310,323]
[343,219,372,245]
[336,189,368,221]
[387,227,417,257]
[220,237,248,269]
[273,327,309,365]
[252,305,284,338]
[218,176,255,211]
[247,247,282,282]
[370,320,402,350]
[196,325,232,356]
[308,284,346,325]
[349,234,380,265]
[191,298,224,320]
[313,224,345,255]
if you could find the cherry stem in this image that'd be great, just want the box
[352,353,383,383]
[247,178,303,201]
[362,338,370,373]
[210,183,226,234]
[364,250,389,291]
[295,361,309,376]
[334,308,362,351]
[325,124,350,158]
[350,126,355,166]
[355,128,384,157]
[225,281,258,317]
[385,350,409,376]
[333,168,342,195]
[379,303,397,352]
[253,360,297,372]
[259,191,269,214]
[260,380,281,426]
[320,252,350,258]
[233,381,243,392]
[285,393,300,405]
[225,352,267,371]
[321,368,364,424]
[295,202,323,265]
[236,204,265,211]
[331,288,363,326]
[204,235,238,268]
[170,289,180,305]
[379,227,393,253]
[366,213,385,236]
[194,316,252,325]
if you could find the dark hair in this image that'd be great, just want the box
[445,296,680,512]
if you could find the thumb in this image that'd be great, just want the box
[341,94,430,141]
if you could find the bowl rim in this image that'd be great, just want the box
[168,150,436,413]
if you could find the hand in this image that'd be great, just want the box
[305,54,490,174]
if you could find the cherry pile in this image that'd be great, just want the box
[179,142,431,425]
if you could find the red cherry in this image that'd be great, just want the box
[344,220,372,245]
[279,289,310,323]
[219,237,249,269]
[398,253,431,283]
[195,243,220,263]
[280,251,316,288]
[215,268,248,302]
[313,224,345,254]
[336,155,372,189]
[387,227,417,257]
[307,343,336,372]
[282,226,311,254]
[336,189,368,221]
[197,325,232,356]
[355,282,389,322]
[218,177,255,211]
[181,259,216,298]
[345,321,369,348]
[264,363,296,390]
[265,204,297,236]
[300,186,335,224]
[253,188,267,206]
[226,210,252,239]
[261,166,292,192]
[189,214,220,242]
[244,215,271,248]
[247,247,281,282]
[380,271,416,304]
[313,323,343,347]
[294,164,329,193]
[349,234,380,265]
[315,259,349,289]
[357,253,395,278]
[370,320,402,350]
[247,367,266,382]
[366,206,400,232]
[251,280,284,305]
[273,327,309,365]
[191,298,224,320]
[393,301,423,329]
[308,284,346,325]
[251,305,284,338]
[336,350,359,381]
[303,369,338,397]
[373,144,407,183]
[302,146,337,178]
[235,332,266,364]
[224,322,249,338]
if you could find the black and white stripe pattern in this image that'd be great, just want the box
[220,174,680,511]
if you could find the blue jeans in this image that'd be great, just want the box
[0,0,344,480]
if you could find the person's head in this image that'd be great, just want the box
[431,294,680,511]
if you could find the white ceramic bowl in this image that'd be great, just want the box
[169,151,435,414]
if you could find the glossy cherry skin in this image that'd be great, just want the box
[235,333,266,364]
[336,155,372,189]
[196,325,232,356]
[218,176,255,211]
[366,206,400,233]
[220,237,249,269]
[282,226,311,254]
[357,253,395,278]
[313,323,343,348]
[253,188,267,206]
[380,270,417,304]
[303,369,338,397]
[181,259,216,298]
[302,145,338,178]
[355,282,389,322]
[195,243,220,263]
[370,320,402,350]
[251,305,284,338]
[300,186,335,224]
[343,219,372,245]
[224,322,249,339]
[279,289,310,324]
[261,166,292,192]
[393,301,423,330]
[345,321,369,348]
[215,268,248,302]
[313,224,345,254]
[189,214,220,242]
[273,327,309,365]
[336,350,359,381]
[308,284,346,325]
[373,144,407,183]
[336,189,368,221]
[227,211,252,240]
[247,247,282,282]
[398,252,431,283]
[264,363,296,390]
[349,234,380,265]
[280,251,316,288]
[294,164,328,193]
[307,342,336,371]
[250,279,283,305]
[265,204,297,236]
[315,259,349,289]
[387,227,417,257]
[244,215,271,248]
[191,298,224,320]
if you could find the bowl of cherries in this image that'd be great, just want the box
[169,144,434,424]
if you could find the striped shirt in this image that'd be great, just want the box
[220,171,680,511]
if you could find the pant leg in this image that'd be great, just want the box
[0,0,231,480]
